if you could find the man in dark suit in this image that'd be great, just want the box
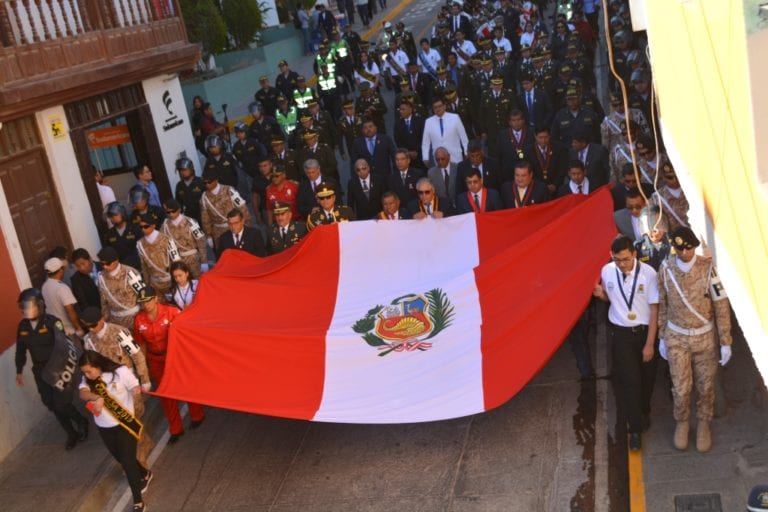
[612,163,655,212]
[569,131,610,188]
[519,74,554,129]
[393,100,426,169]
[456,141,504,194]
[558,160,594,197]
[448,3,473,40]
[297,130,339,181]
[427,147,459,208]
[351,119,397,176]
[347,159,387,220]
[71,248,101,312]
[456,168,505,214]
[405,61,432,106]
[530,126,569,198]
[378,191,411,220]
[407,178,454,218]
[501,161,550,208]
[296,158,344,218]
[216,208,267,258]
[388,149,425,204]
[494,109,535,163]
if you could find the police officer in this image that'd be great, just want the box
[174,157,205,224]
[128,186,165,229]
[255,75,280,118]
[247,101,283,152]
[550,88,601,146]
[306,182,355,230]
[275,95,298,140]
[104,201,143,270]
[231,121,266,197]
[298,130,339,182]
[203,134,239,188]
[269,201,307,254]
[338,99,364,160]
[275,59,300,102]
[270,136,301,183]
[480,77,516,143]
[658,228,733,453]
[15,288,88,449]
[292,75,318,111]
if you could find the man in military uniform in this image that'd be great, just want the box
[128,186,165,229]
[231,121,266,182]
[15,288,88,450]
[306,182,356,230]
[275,95,298,140]
[658,228,733,453]
[174,157,205,223]
[651,163,690,234]
[293,76,318,111]
[203,134,239,188]
[264,167,299,225]
[480,77,516,144]
[136,212,175,298]
[338,100,364,160]
[255,75,280,118]
[355,82,388,134]
[313,42,338,78]
[492,47,515,88]
[269,201,307,254]
[431,64,456,102]
[298,130,339,182]
[104,202,143,269]
[270,137,301,183]
[610,120,640,183]
[444,85,475,140]
[396,22,417,61]
[275,59,299,103]
[551,88,601,146]
[96,246,143,330]
[292,112,334,150]
[161,198,208,277]
[199,168,251,252]
[601,92,650,150]
[247,102,283,151]
[470,58,494,105]
[329,29,354,91]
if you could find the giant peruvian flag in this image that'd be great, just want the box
[157,189,616,423]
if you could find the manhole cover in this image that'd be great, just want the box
[674,493,723,511]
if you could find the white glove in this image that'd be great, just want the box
[719,345,732,366]
[200,263,210,273]
[658,339,668,361]
[206,237,214,249]
[141,382,152,392]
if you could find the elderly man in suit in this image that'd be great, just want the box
[351,118,396,176]
[407,177,454,219]
[216,208,266,258]
[427,147,459,208]
[421,97,469,168]
[347,159,387,220]
[568,130,610,188]
[394,100,426,169]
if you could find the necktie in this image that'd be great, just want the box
[443,169,450,193]
[326,211,332,221]
[426,204,432,215]
[494,91,498,99]
[234,233,240,247]
[527,91,533,111]
[412,76,417,90]
[577,184,583,194]
[401,172,407,185]
[362,180,369,198]
[515,131,521,144]
[406,118,411,130]
[439,117,444,137]
[368,137,375,155]
[312,181,316,192]
[348,116,353,125]
[474,193,481,210]
[281,228,286,241]
[454,17,458,32]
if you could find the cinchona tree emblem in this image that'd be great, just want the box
[352,289,454,356]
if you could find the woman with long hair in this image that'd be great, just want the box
[79,350,152,512]
[167,261,198,311]
[353,51,380,91]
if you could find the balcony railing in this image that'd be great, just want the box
[0,0,198,119]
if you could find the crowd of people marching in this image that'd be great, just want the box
[13,1,738,511]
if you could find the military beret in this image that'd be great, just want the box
[97,246,119,264]
[315,182,336,198]
[273,201,291,214]
[202,167,219,181]
[79,307,102,328]
[137,286,157,303]
[671,227,700,251]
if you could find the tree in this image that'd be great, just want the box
[180,0,228,57]
[221,0,264,50]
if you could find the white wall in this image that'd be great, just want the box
[35,107,102,257]
[141,75,199,190]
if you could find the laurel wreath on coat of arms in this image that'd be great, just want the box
[352,288,454,356]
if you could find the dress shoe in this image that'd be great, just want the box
[628,433,641,450]
[77,421,89,442]
[65,435,77,451]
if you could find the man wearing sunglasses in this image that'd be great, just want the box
[200,168,252,253]
[160,198,208,277]
[135,213,175,299]
[650,162,690,234]
[408,178,453,219]
[306,182,355,230]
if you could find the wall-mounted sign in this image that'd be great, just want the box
[49,116,65,140]
[161,90,184,132]
[86,125,132,149]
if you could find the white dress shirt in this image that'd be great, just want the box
[601,259,659,327]
[569,177,590,194]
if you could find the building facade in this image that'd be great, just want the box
[0,0,199,461]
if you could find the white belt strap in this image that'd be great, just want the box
[98,273,135,312]
[653,192,687,228]
[202,193,227,224]
[667,321,714,337]
[137,241,169,276]
[616,146,652,183]
[662,261,710,325]
[180,249,198,257]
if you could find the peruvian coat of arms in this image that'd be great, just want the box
[352,289,454,356]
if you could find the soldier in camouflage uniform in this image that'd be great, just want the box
[199,168,251,253]
[610,120,640,183]
[136,212,174,298]
[601,92,649,150]
[269,201,308,254]
[96,247,143,330]
[658,228,733,453]
[161,198,208,278]
[651,163,690,234]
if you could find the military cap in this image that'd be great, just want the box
[609,92,622,104]
[137,286,157,303]
[359,82,372,92]
[273,201,291,214]
[565,88,579,99]
[444,86,458,98]
[79,307,102,328]
[671,227,700,251]
[539,43,551,53]
[359,40,370,48]
[163,198,181,211]
[278,59,288,66]
[259,75,269,82]
[233,121,248,132]
[315,182,336,198]
[342,99,354,108]
[277,94,288,102]
[494,47,506,56]
[97,246,119,264]
[520,44,532,53]
[469,57,481,65]
[559,64,573,75]
[138,212,155,226]
[307,99,319,108]
[202,167,219,181]
[271,136,286,145]
[566,43,578,52]
[490,77,504,86]
[302,130,319,140]
[299,112,312,121]
[297,75,306,81]
[481,58,493,65]
[478,37,491,46]
[436,64,447,74]
[400,77,409,86]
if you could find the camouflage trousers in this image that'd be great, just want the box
[666,330,718,422]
